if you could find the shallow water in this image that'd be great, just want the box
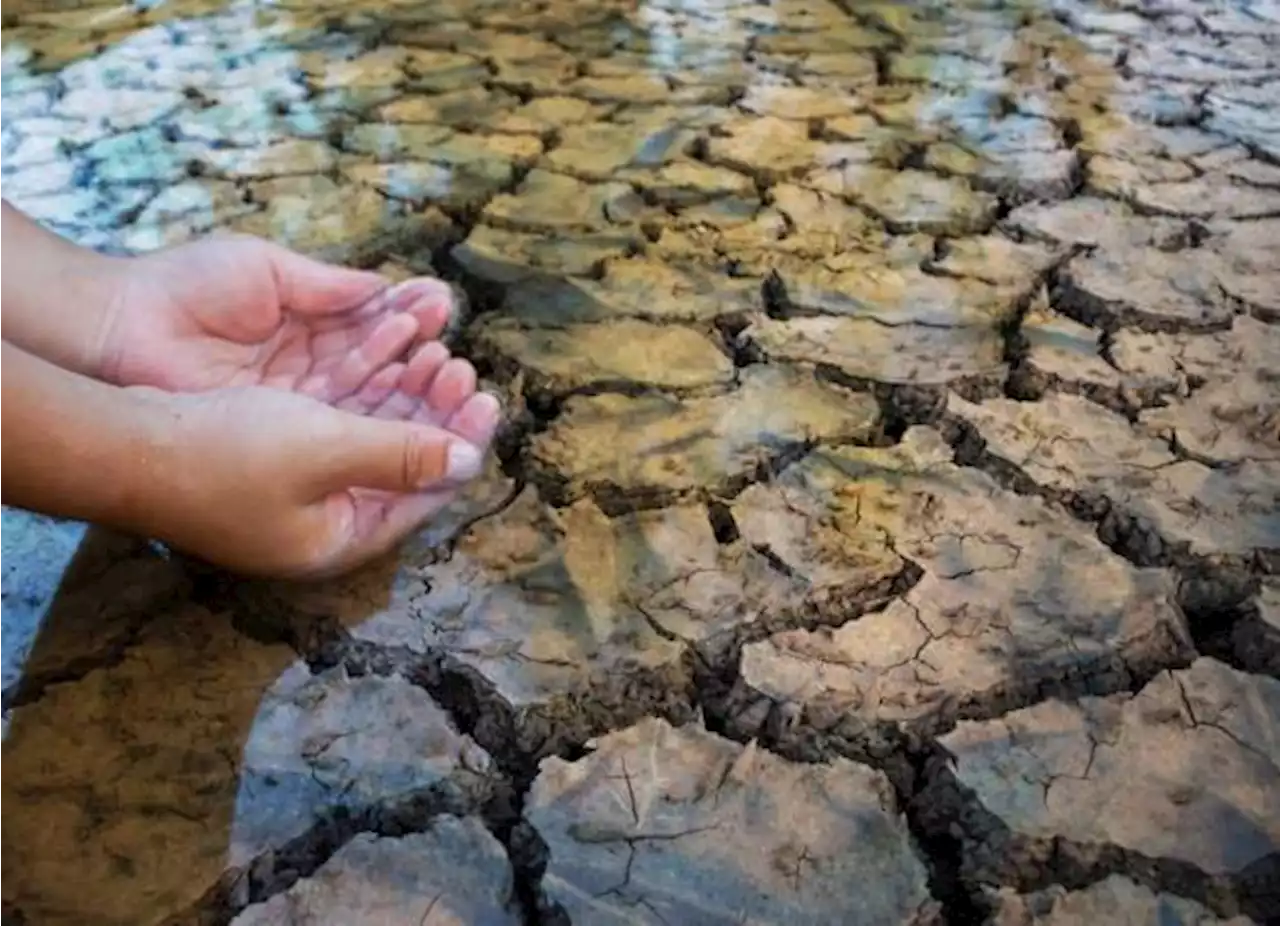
[2,0,1279,923]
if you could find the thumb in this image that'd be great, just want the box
[265,243,387,316]
[304,410,488,497]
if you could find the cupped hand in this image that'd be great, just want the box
[140,361,502,578]
[97,232,456,402]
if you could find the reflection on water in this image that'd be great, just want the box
[636,0,766,75]
[1,510,87,700]
[4,0,1280,921]
[0,509,87,742]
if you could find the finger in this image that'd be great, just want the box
[444,391,502,447]
[307,311,389,365]
[266,244,388,317]
[304,409,486,497]
[365,347,446,421]
[306,289,395,332]
[384,279,455,342]
[257,328,314,389]
[424,357,478,424]
[370,387,421,421]
[399,341,451,396]
[300,313,419,401]
[322,487,459,575]
[366,343,455,420]
[335,362,405,413]
[305,278,452,336]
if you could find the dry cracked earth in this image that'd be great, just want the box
[2,0,1279,923]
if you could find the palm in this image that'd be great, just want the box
[302,346,501,572]
[105,234,454,404]
[102,234,503,569]
[141,298,422,402]
[330,371,500,567]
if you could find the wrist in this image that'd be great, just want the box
[111,386,258,566]
[1,344,176,538]
[107,385,188,538]
[110,383,249,565]
[50,246,134,384]
[1,201,133,381]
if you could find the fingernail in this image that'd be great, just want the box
[443,441,484,484]
[389,278,452,313]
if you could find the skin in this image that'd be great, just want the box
[0,202,502,578]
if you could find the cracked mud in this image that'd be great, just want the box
[2,0,1278,924]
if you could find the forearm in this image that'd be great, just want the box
[1,200,127,379]
[1,341,171,534]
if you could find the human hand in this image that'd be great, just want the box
[132,364,501,578]
[95,232,456,402]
